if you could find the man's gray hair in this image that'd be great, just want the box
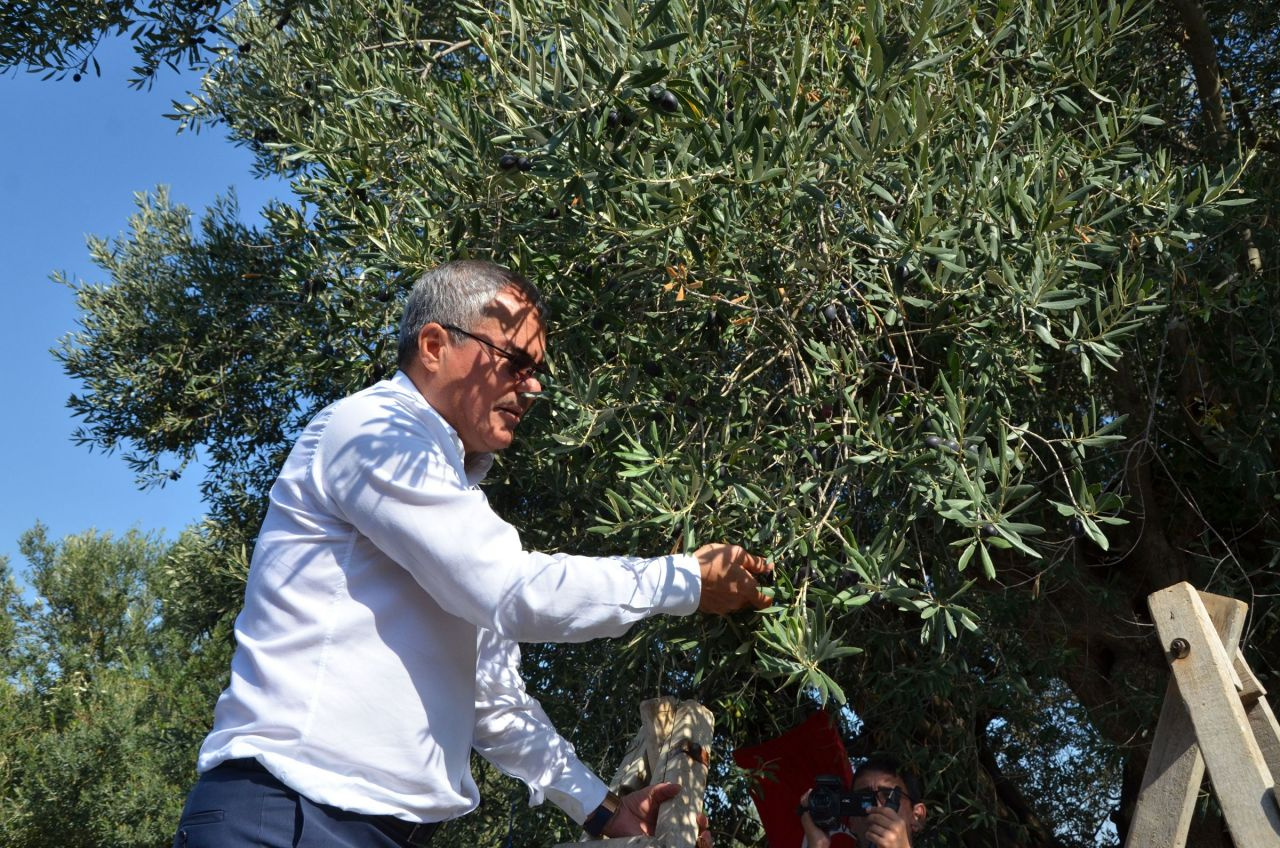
[397,260,546,369]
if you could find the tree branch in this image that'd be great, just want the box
[1166,0,1230,150]
[975,715,1068,848]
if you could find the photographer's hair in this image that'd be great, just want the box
[397,260,547,370]
[854,754,924,802]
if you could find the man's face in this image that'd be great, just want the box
[424,286,546,455]
[847,769,926,846]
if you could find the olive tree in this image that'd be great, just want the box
[0,527,232,848]
[47,0,1279,845]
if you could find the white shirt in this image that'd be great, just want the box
[197,371,701,824]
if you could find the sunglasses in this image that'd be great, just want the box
[442,324,546,383]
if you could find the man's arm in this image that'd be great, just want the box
[471,630,698,839]
[318,391,771,642]
[471,631,605,823]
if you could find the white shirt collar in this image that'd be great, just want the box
[389,370,495,485]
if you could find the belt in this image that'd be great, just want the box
[218,759,440,847]
[377,817,440,847]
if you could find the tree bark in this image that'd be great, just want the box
[1167,0,1230,150]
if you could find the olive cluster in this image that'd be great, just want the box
[647,85,679,113]
[498,154,534,172]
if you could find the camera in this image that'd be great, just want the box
[806,774,900,830]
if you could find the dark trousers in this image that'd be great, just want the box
[173,759,438,848]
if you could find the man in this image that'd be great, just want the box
[172,260,773,847]
[799,756,928,848]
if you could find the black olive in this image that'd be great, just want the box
[980,524,999,538]
[642,361,661,377]
[499,154,519,170]
[924,436,942,448]
[517,157,533,172]
[649,86,679,113]
[607,109,621,128]
[822,303,840,322]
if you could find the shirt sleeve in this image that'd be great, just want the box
[315,389,701,643]
[472,630,609,824]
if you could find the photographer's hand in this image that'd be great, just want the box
[858,806,912,848]
[798,790,832,848]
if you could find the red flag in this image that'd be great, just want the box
[732,712,853,848]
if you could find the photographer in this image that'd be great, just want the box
[799,756,927,848]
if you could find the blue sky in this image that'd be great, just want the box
[1,39,282,574]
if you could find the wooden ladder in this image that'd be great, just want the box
[556,697,713,848]
[1126,582,1280,847]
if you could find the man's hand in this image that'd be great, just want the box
[858,806,913,848]
[798,790,832,848]
[603,783,712,846]
[695,543,773,614]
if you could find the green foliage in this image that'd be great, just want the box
[32,0,1280,845]
[0,0,236,84]
[0,527,230,848]
[56,188,338,528]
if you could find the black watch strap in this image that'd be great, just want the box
[583,790,622,838]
